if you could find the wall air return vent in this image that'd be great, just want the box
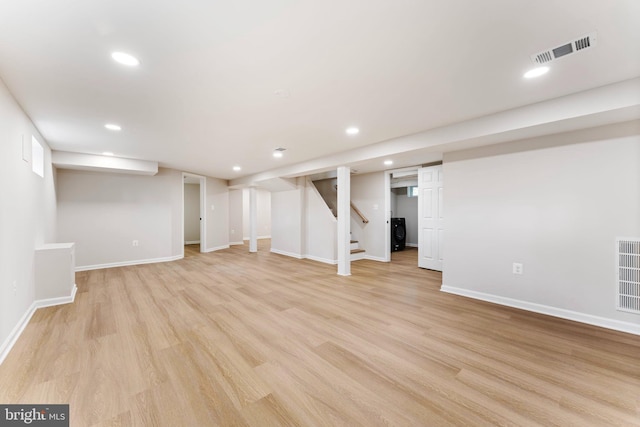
[530,31,597,65]
[616,238,640,314]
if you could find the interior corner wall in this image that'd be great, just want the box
[228,189,243,244]
[56,168,184,268]
[205,177,229,251]
[0,77,57,355]
[442,121,640,329]
[351,172,387,260]
[184,183,200,243]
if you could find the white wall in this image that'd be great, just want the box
[184,183,200,243]
[57,170,230,267]
[305,177,337,263]
[57,168,184,268]
[271,178,305,257]
[205,177,230,251]
[443,121,640,332]
[351,172,387,260]
[257,189,271,238]
[0,78,57,358]
[242,188,271,239]
[394,190,418,245]
[228,189,243,244]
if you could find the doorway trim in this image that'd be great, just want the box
[182,172,207,256]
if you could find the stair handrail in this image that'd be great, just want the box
[333,184,369,224]
[350,201,369,224]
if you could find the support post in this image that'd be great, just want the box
[336,166,351,276]
[249,187,257,253]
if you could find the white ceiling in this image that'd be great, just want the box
[1,0,639,181]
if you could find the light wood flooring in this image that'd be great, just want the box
[1,241,639,426]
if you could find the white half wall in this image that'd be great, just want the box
[184,183,200,243]
[57,168,184,268]
[443,120,640,332]
[0,78,57,362]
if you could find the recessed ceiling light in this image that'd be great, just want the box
[523,66,550,79]
[105,123,121,131]
[111,51,140,67]
[233,166,241,171]
[273,147,286,158]
[102,151,114,156]
[384,160,393,166]
[345,127,360,135]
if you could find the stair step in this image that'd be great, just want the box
[350,248,365,254]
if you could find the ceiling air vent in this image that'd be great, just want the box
[530,31,597,65]
[617,238,640,314]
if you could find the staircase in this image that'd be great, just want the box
[350,240,366,261]
[311,177,368,262]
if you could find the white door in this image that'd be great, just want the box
[418,165,443,271]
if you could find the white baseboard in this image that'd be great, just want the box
[270,248,304,259]
[76,255,183,272]
[0,302,37,366]
[203,245,230,253]
[441,285,640,336]
[304,254,337,265]
[0,285,78,366]
[36,285,78,309]
[243,236,272,241]
[364,255,388,262]
[229,241,244,246]
[184,240,200,245]
[406,243,418,248]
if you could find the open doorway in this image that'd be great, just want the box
[385,167,419,264]
[183,173,206,257]
[384,163,444,270]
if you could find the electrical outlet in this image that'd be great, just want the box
[512,262,523,275]
[231,229,235,234]
[132,240,139,247]
[13,280,17,295]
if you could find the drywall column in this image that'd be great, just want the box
[337,166,351,276]
[249,186,258,252]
